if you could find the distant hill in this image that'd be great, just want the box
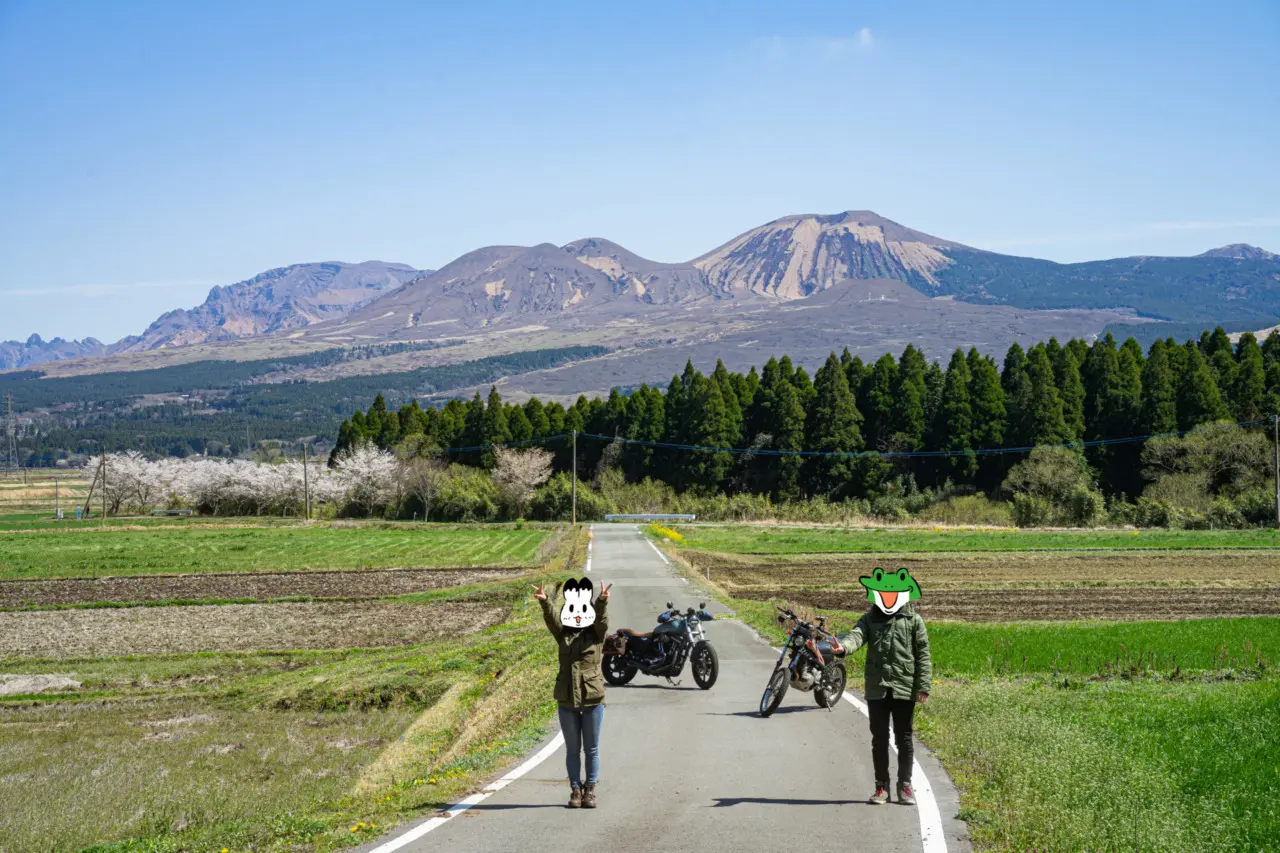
[1,261,425,370]
[115,261,425,351]
[0,334,110,371]
[10,210,1280,391]
[1198,243,1280,261]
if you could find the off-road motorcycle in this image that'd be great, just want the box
[602,601,719,689]
[758,606,847,716]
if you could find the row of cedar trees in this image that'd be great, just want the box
[331,327,1280,502]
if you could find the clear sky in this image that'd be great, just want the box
[1,0,1278,343]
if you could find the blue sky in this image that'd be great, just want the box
[1,0,1277,343]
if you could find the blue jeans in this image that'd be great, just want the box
[558,704,604,787]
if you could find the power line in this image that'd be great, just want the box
[415,418,1271,460]
[575,419,1272,460]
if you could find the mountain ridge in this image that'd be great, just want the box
[7,211,1280,377]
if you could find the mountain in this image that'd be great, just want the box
[693,210,965,298]
[1199,243,1280,261]
[13,210,1280,393]
[114,261,424,352]
[0,334,111,371]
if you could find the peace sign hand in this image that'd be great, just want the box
[598,583,612,602]
[532,582,547,601]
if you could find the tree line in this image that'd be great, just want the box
[331,326,1280,503]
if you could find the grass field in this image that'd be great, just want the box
[662,524,1280,853]
[0,522,552,580]
[673,524,1280,554]
[0,519,589,852]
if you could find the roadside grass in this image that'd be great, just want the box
[655,533,1280,853]
[0,524,590,852]
[0,524,552,580]
[673,524,1280,554]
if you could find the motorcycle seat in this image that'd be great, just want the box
[815,642,841,658]
[618,628,654,639]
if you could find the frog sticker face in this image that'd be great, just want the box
[860,567,921,615]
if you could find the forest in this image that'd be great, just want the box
[4,345,608,463]
[329,327,1280,528]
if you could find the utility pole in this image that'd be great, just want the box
[54,478,59,519]
[1273,414,1279,527]
[100,452,107,529]
[3,392,16,471]
[571,430,577,526]
[302,442,311,521]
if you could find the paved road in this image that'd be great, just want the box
[360,525,970,853]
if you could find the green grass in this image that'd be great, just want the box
[0,555,592,852]
[0,523,551,579]
[674,524,1280,554]
[0,524,588,852]
[721,595,1280,852]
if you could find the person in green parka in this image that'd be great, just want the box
[830,567,932,807]
[534,576,611,809]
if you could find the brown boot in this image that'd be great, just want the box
[581,784,597,808]
[567,785,582,808]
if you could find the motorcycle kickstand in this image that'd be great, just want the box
[665,676,682,687]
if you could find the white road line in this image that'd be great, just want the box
[643,536,670,564]
[839,691,946,853]
[756,627,947,853]
[366,733,566,853]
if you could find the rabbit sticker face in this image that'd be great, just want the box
[559,578,596,629]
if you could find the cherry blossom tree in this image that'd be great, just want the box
[491,446,553,518]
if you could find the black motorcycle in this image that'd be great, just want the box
[602,601,719,690]
[758,606,847,716]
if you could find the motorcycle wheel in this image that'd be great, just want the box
[602,655,638,686]
[691,641,719,690]
[815,660,847,708]
[759,667,789,717]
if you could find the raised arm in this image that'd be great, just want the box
[591,584,611,641]
[533,582,562,639]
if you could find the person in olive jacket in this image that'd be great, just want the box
[830,567,932,807]
[534,576,611,809]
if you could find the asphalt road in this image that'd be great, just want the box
[359,525,971,853]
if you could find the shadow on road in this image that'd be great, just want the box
[613,683,701,691]
[701,707,824,717]
[712,797,868,807]
[464,803,567,811]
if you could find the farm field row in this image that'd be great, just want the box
[672,524,1280,553]
[0,521,554,579]
[0,519,585,853]
[659,525,1280,853]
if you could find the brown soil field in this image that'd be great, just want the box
[0,567,525,609]
[690,551,1280,590]
[740,587,1280,621]
[691,549,1280,621]
[0,601,506,659]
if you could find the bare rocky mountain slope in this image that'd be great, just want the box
[1,261,425,370]
[11,212,1280,391]
[117,261,425,351]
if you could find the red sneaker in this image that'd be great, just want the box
[870,784,889,805]
[897,782,916,806]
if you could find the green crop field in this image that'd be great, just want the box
[665,525,1280,853]
[0,522,552,580]
[0,522,589,853]
[672,525,1280,554]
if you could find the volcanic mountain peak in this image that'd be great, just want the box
[692,209,968,299]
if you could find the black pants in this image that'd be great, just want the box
[868,696,915,785]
